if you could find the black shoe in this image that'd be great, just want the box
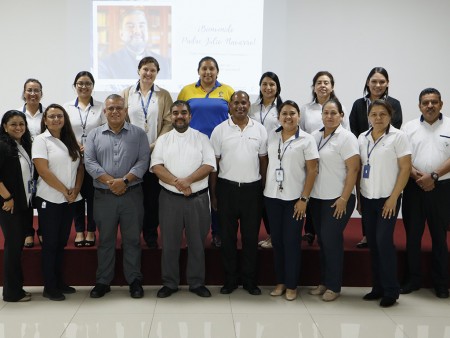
[157,286,178,298]
[356,241,368,249]
[43,288,65,301]
[243,284,262,295]
[129,279,144,299]
[220,284,238,294]
[84,236,96,247]
[90,283,111,298]
[435,288,449,299]
[400,284,420,294]
[380,296,397,307]
[189,286,211,298]
[58,284,76,294]
[211,235,222,248]
[302,233,315,245]
[363,291,383,300]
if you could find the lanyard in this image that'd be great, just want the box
[278,138,294,168]
[17,146,33,177]
[22,103,43,115]
[139,86,154,123]
[259,103,275,126]
[318,129,336,151]
[75,98,92,136]
[366,135,384,164]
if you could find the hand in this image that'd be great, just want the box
[174,177,192,192]
[331,197,347,219]
[66,188,77,203]
[293,199,307,220]
[382,197,397,219]
[416,173,435,192]
[62,189,72,202]
[182,186,192,196]
[107,179,127,196]
[2,199,14,214]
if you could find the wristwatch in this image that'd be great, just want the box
[431,172,439,182]
[123,177,129,185]
[299,196,309,203]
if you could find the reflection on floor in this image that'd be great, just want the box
[1,286,450,338]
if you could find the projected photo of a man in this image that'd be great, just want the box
[97,6,172,80]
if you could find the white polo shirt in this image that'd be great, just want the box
[249,100,279,133]
[264,127,319,200]
[150,127,216,193]
[402,114,450,181]
[311,125,359,199]
[300,101,350,134]
[211,116,268,183]
[358,126,411,199]
[32,129,82,204]
[18,104,45,139]
[63,98,105,143]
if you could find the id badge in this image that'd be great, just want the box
[276,168,284,182]
[28,179,37,194]
[363,164,371,179]
[81,134,87,146]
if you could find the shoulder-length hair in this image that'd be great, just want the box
[0,110,33,157]
[41,104,81,161]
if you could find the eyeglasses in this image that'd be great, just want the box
[25,89,42,94]
[76,82,93,88]
[46,114,64,120]
[106,106,124,113]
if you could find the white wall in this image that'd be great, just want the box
[1,0,449,124]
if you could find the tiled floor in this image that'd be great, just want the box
[1,286,450,338]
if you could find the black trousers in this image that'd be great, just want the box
[402,178,450,289]
[361,195,401,299]
[37,197,74,290]
[0,207,31,301]
[142,171,161,245]
[74,168,96,233]
[217,179,262,286]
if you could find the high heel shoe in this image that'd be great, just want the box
[285,288,298,301]
[270,284,286,296]
[84,235,96,247]
[74,232,85,248]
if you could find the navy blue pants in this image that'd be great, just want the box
[265,197,303,289]
[361,195,401,299]
[309,195,356,292]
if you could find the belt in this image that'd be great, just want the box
[161,186,209,198]
[95,184,140,194]
[218,178,261,187]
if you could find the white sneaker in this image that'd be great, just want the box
[258,236,271,247]
[261,237,272,249]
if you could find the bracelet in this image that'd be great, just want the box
[3,195,13,202]
[339,196,347,202]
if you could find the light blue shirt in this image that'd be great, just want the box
[84,122,150,189]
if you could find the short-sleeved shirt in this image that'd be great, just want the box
[300,101,350,134]
[151,127,216,193]
[358,126,411,199]
[249,99,279,133]
[211,116,268,183]
[84,122,150,189]
[63,98,105,143]
[32,129,81,204]
[264,127,319,200]
[402,114,450,181]
[19,103,45,139]
[311,125,359,199]
[177,80,234,138]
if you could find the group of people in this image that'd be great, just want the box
[0,56,448,309]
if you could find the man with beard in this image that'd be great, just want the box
[99,9,171,79]
[150,100,216,298]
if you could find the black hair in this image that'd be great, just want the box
[368,99,394,118]
[363,67,390,98]
[41,104,81,161]
[322,97,344,116]
[278,100,300,117]
[0,110,32,157]
[170,100,191,114]
[22,78,43,102]
[73,71,95,87]
[419,88,441,103]
[197,56,219,72]
[311,71,336,102]
[138,56,160,72]
[258,71,283,110]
